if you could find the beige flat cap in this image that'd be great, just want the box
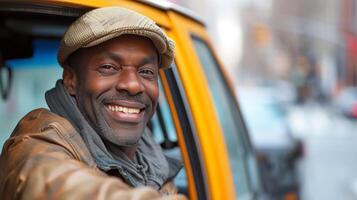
[58,6,174,69]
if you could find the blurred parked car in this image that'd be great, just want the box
[334,87,357,118]
[237,87,303,200]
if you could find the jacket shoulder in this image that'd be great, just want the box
[10,108,71,137]
[3,108,94,165]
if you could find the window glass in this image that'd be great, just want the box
[0,39,62,148]
[160,64,207,198]
[191,36,253,199]
[150,80,187,191]
[151,81,177,142]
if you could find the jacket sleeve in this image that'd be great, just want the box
[0,127,187,200]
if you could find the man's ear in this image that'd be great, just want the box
[62,63,77,96]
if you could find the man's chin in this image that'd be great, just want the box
[110,136,142,147]
[106,126,145,146]
[98,110,147,146]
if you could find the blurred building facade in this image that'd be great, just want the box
[341,0,357,87]
[169,0,357,103]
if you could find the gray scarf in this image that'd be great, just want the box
[45,80,182,189]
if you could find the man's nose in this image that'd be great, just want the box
[115,67,144,95]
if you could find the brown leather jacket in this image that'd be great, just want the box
[0,108,186,200]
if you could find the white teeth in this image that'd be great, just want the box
[129,108,138,114]
[107,105,140,114]
[123,107,128,113]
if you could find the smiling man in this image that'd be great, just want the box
[0,7,185,200]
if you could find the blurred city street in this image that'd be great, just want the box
[288,103,357,200]
[177,0,357,198]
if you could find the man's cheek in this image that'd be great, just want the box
[148,83,159,101]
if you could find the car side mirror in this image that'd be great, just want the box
[0,63,12,100]
[0,25,33,100]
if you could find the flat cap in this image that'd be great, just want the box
[58,6,174,69]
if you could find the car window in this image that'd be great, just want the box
[191,36,254,199]
[0,39,62,148]
[151,81,177,142]
[162,65,208,199]
[0,36,190,194]
[150,80,187,193]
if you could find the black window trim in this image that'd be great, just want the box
[163,66,208,200]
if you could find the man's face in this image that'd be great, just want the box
[64,35,159,146]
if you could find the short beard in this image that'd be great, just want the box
[96,109,144,147]
[92,92,148,147]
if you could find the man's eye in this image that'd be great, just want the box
[139,69,154,75]
[98,64,117,74]
[139,69,156,79]
[101,64,116,70]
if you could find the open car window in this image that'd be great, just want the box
[150,80,187,194]
[0,39,62,147]
[0,36,192,196]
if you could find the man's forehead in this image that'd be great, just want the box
[103,51,158,61]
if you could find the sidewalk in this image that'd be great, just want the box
[287,103,357,200]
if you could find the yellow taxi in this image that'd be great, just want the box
[0,0,273,199]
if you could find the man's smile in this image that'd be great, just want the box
[107,105,140,114]
[104,101,146,123]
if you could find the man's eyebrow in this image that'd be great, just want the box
[103,51,158,66]
[139,55,159,66]
[105,51,123,62]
